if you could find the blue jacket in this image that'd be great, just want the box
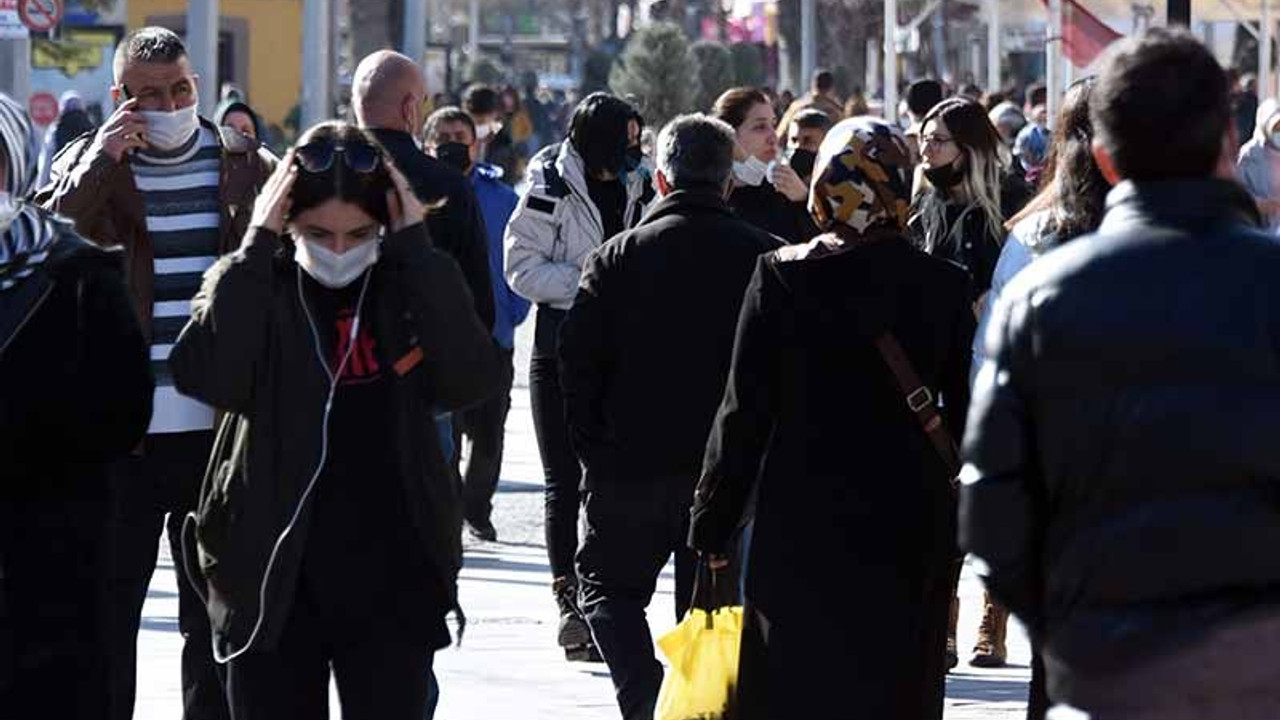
[472,163,530,348]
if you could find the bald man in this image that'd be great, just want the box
[353,50,495,330]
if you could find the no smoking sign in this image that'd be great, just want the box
[18,0,60,33]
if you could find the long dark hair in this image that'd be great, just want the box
[1007,78,1108,245]
[289,121,393,227]
[568,92,641,176]
[911,97,1007,249]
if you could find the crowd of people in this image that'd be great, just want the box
[3,21,1280,720]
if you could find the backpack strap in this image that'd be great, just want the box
[873,332,961,484]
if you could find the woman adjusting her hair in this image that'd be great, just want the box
[171,121,502,718]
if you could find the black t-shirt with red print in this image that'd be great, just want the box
[297,273,447,645]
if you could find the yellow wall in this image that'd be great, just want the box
[127,0,302,129]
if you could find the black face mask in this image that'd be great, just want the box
[788,148,817,179]
[924,160,965,190]
[435,142,472,174]
[623,144,644,173]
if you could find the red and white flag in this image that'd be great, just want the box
[1042,0,1124,68]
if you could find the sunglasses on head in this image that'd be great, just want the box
[294,139,382,174]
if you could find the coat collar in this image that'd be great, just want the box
[555,140,653,205]
[1101,178,1264,233]
[639,189,735,226]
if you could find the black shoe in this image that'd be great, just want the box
[466,516,498,542]
[553,577,603,663]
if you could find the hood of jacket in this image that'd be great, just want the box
[1256,98,1280,144]
[553,140,652,210]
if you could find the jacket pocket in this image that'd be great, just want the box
[191,414,251,597]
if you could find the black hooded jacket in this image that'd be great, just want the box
[171,222,503,657]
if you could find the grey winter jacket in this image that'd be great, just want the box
[504,141,654,309]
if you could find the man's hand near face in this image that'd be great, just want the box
[93,98,149,163]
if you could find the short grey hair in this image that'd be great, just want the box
[655,114,736,191]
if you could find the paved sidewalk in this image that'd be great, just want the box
[134,323,1032,718]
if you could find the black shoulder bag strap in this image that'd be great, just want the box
[873,332,961,485]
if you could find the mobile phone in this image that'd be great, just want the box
[117,84,147,153]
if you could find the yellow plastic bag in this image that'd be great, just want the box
[655,604,744,720]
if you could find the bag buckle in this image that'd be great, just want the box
[907,386,933,413]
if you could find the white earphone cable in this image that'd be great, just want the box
[182,265,373,665]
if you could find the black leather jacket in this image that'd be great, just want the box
[960,178,1280,675]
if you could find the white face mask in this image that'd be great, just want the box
[140,104,200,151]
[733,155,771,187]
[0,193,21,234]
[295,236,381,289]
[475,121,502,141]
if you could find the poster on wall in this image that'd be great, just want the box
[0,0,30,39]
[30,24,122,127]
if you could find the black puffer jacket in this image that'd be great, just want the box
[960,179,1280,681]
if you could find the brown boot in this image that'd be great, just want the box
[970,592,1009,668]
[946,594,959,671]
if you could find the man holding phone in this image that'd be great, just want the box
[35,26,275,720]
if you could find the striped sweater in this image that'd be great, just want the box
[132,127,221,434]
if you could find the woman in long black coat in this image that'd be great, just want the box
[689,117,976,720]
[0,92,152,720]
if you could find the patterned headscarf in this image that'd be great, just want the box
[0,92,61,291]
[808,117,914,235]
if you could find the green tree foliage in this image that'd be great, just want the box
[76,0,117,11]
[730,42,766,89]
[584,49,616,94]
[690,40,734,113]
[609,22,698,129]
[466,57,506,87]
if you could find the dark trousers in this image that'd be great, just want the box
[456,348,515,524]
[1028,647,1049,720]
[529,307,582,579]
[1,485,113,720]
[226,583,435,720]
[919,557,963,720]
[578,479,698,720]
[109,430,227,720]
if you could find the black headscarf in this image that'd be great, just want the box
[214,99,265,141]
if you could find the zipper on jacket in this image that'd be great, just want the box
[566,180,605,240]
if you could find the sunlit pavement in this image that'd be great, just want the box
[134,318,1031,719]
